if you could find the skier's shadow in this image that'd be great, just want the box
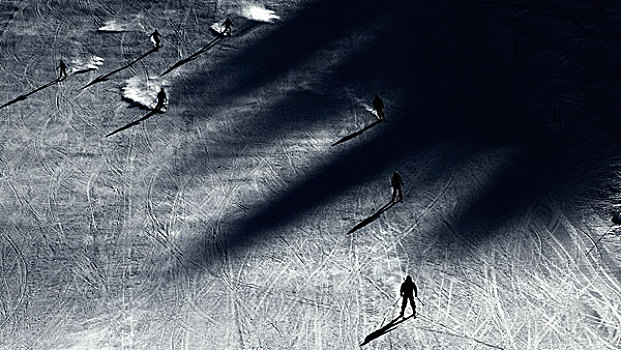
[0,77,62,109]
[82,47,158,89]
[347,199,400,235]
[360,315,415,346]
[106,108,162,137]
[332,119,384,147]
[160,37,224,76]
[161,22,262,76]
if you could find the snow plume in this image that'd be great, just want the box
[210,22,227,35]
[122,76,169,110]
[346,89,379,118]
[70,56,104,74]
[240,4,279,23]
[98,16,145,32]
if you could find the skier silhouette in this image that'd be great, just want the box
[223,17,233,35]
[149,29,161,49]
[57,59,67,81]
[373,94,385,121]
[391,171,403,202]
[154,88,167,112]
[399,275,418,318]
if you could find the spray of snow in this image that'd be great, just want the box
[240,4,279,23]
[346,89,379,118]
[122,76,169,111]
[98,16,145,32]
[210,22,228,35]
[70,56,104,74]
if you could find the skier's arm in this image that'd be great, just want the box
[414,283,418,298]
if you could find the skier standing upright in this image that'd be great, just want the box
[391,171,403,202]
[399,275,418,317]
[223,17,233,36]
[154,87,167,112]
[149,29,161,49]
[57,59,67,81]
[373,94,385,121]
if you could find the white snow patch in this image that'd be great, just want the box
[346,90,380,118]
[122,76,169,110]
[240,4,279,23]
[70,56,104,74]
[98,17,145,32]
[210,22,228,35]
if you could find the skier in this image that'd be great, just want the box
[399,275,418,318]
[391,171,403,202]
[373,94,385,121]
[154,87,167,112]
[223,17,233,36]
[57,59,67,81]
[149,29,161,49]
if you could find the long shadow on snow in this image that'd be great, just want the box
[360,315,415,346]
[106,109,163,137]
[332,119,385,147]
[166,1,621,274]
[82,47,158,89]
[0,77,63,109]
[161,22,263,77]
[347,199,401,235]
[176,0,408,106]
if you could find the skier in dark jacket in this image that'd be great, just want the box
[223,17,233,35]
[154,88,167,112]
[373,94,385,121]
[399,275,418,317]
[391,171,403,202]
[150,29,161,49]
[57,59,67,80]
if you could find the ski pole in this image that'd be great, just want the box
[416,296,425,306]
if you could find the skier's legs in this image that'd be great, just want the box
[400,296,407,316]
[398,187,403,201]
[408,295,416,315]
[392,187,397,202]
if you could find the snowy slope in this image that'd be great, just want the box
[1,1,620,349]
